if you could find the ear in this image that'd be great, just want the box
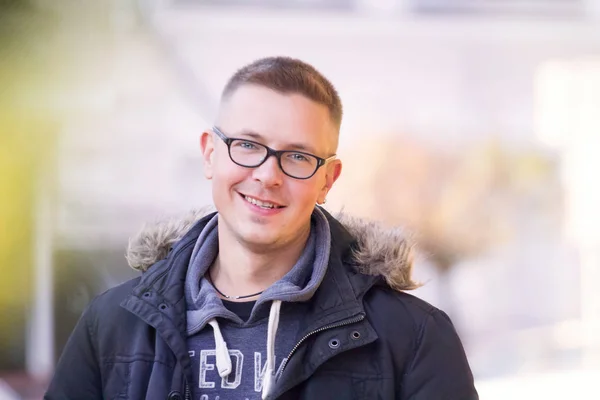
[318,159,342,204]
[200,130,215,180]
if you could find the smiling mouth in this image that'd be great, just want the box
[240,194,285,209]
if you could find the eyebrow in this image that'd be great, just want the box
[237,129,317,154]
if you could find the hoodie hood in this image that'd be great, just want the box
[126,207,419,291]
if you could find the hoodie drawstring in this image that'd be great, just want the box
[262,300,282,399]
[207,300,282,399]
[208,319,232,377]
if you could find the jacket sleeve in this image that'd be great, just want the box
[400,310,479,400]
[45,300,103,400]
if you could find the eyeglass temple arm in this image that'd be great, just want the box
[321,154,337,165]
[212,126,228,141]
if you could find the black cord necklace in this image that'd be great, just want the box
[207,273,264,300]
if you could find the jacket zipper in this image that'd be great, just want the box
[184,381,191,400]
[278,312,365,377]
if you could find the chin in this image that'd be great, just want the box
[236,215,294,245]
[239,229,283,248]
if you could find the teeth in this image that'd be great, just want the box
[244,195,279,209]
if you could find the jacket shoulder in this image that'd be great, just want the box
[363,286,459,353]
[363,288,477,398]
[365,285,442,325]
[93,276,141,308]
[84,276,141,327]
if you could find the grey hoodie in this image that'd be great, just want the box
[183,208,332,400]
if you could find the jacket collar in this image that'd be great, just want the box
[125,206,418,292]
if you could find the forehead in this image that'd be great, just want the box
[217,84,336,154]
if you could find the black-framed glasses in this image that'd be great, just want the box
[212,126,336,180]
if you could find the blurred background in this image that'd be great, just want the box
[1,0,600,398]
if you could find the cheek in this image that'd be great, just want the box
[291,181,320,207]
[213,157,247,187]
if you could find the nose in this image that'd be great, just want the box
[252,154,284,187]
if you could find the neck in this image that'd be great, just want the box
[210,220,311,301]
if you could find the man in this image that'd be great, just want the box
[46,56,478,399]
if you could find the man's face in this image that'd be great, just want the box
[200,84,342,249]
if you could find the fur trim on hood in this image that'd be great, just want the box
[126,208,419,291]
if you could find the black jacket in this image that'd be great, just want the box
[45,209,478,400]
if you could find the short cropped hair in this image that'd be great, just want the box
[222,56,343,131]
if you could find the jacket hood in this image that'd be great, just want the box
[125,208,419,291]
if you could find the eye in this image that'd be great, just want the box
[235,140,257,150]
[287,152,310,162]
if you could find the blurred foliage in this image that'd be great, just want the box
[420,139,561,271]
[338,135,562,272]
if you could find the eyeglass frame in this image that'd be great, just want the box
[212,126,336,180]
